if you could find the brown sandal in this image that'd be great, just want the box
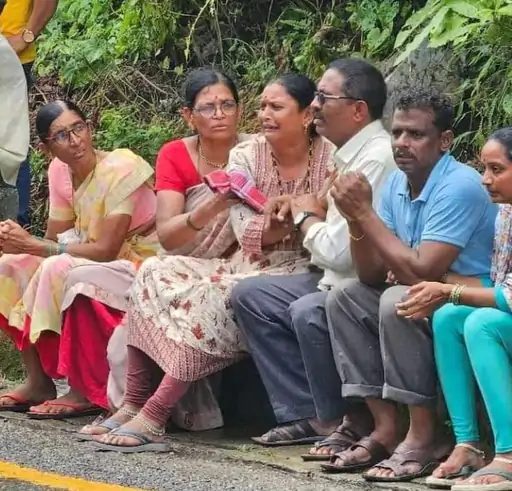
[301,425,361,462]
[251,419,324,447]
[363,441,440,482]
[320,436,390,473]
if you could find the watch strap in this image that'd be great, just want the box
[295,211,319,230]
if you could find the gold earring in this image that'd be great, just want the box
[303,123,309,134]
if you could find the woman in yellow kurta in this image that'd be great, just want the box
[0,100,159,416]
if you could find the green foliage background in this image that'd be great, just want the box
[27,0,512,232]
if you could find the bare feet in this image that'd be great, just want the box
[28,389,96,416]
[457,454,512,486]
[93,414,164,447]
[79,404,141,437]
[431,443,485,479]
[0,381,56,407]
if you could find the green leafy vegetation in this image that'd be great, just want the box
[26,0,510,231]
[394,0,512,154]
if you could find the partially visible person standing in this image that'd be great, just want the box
[0,10,29,221]
[0,0,59,226]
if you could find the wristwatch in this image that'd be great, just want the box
[294,211,319,230]
[21,29,35,44]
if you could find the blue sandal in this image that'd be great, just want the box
[76,413,122,441]
[91,428,171,453]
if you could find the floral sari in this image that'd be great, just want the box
[106,181,238,430]
[0,149,159,353]
[127,135,333,388]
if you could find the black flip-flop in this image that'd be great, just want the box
[252,420,324,447]
[426,465,479,489]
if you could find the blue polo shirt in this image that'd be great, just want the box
[377,152,497,276]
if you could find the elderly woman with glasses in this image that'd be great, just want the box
[0,99,160,417]
[18,68,249,425]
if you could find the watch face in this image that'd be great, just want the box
[22,30,35,43]
[294,211,306,227]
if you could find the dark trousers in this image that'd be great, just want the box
[231,273,345,423]
[17,62,32,227]
[326,279,438,408]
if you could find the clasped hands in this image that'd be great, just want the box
[0,220,36,254]
[263,170,375,231]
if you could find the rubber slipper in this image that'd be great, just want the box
[251,420,324,447]
[363,442,440,482]
[451,468,512,490]
[26,401,102,420]
[91,428,171,453]
[426,465,480,489]
[76,414,122,441]
[301,426,360,462]
[0,393,41,413]
[321,436,390,473]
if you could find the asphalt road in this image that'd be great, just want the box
[0,417,372,491]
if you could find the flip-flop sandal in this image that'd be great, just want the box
[426,443,486,489]
[76,414,122,441]
[451,470,512,490]
[26,401,103,420]
[363,442,440,482]
[302,426,361,462]
[426,465,481,489]
[320,436,390,473]
[0,393,41,413]
[251,420,324,447]
[91,428,171,453]
[452,457,512,491]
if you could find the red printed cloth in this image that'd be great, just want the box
[204,169,267,213]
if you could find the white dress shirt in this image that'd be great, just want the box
[0,35,29,186]
[303,120,396,290]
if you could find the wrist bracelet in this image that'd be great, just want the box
[448,283,466,305]
[349,231,365,241]
[186,213,203,231]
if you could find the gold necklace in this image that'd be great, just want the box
[197,137,238,169]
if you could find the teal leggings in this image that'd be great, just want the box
[433,301,512,453]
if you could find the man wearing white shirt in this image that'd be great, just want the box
[0,5,29,221]
[231,58,396,452]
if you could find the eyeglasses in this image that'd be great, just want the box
[47,121,89,145]
[314,91,360,105]
[193,100,238,118]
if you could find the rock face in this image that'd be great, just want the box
[381,41,461,129]
[0,187,18,221]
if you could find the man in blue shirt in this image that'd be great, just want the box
[322,88,496,482]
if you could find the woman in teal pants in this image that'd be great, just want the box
[395,127,512,491]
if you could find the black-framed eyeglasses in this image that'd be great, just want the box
[193,100,238,118]
[47,121,89,145]
[314,91,360,105]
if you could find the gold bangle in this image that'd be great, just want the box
[454,285,466,305]
[349,231,365,241]
[186,213,203,231]
[448,284,460,303]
